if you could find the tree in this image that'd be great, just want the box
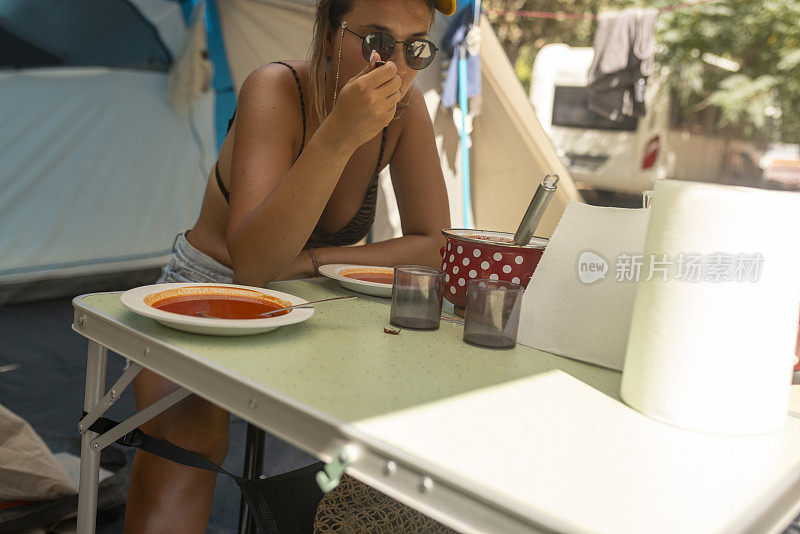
[484,0,800,143]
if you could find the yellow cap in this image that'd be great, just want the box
[435,0,457,16]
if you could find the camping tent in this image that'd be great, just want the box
[0,0,216,303]
[0,0,580,303]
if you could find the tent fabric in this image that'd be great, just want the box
[0,68,214,282]
[0,25,62,69]
[0,0,173,71]
[0,0,216,290]
[0,403,76,501]
[128,0,187,59]
[469,16,581,237]
[215,0,314,92]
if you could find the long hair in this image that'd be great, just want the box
[308,0,435,125]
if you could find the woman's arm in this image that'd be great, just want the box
[275,84,451,279]
[227,60,402,286]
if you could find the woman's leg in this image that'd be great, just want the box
[123,368,230,534]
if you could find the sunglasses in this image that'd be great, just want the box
[344,27,438,70]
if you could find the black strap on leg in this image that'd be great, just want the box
[82,412,241,481]
[80,413,323,534]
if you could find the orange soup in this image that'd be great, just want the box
[465,234,515,244]
[343,271,394,285]
[151,295,289,319]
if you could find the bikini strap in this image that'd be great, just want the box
[215,161,230,202]
[270,61,306,155]
[216,62,309,204]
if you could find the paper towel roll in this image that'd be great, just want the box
[621,180,800,435]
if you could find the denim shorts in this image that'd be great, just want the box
[124,231,233,370]
[156,231,234,284]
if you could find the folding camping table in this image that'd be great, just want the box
[72,278,800,534]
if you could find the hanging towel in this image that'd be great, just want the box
[441,5,482,110]
[586,8,658,121]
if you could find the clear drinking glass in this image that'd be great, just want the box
[463,279,524,349]
[389,265,445,330]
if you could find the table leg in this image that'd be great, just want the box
[238,423,266,534]
[77,341,107,534]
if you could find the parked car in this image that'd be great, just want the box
[529,44,764,195]
[762,143,800,190]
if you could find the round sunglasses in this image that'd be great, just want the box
[344,27,438,70]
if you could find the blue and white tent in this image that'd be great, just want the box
[0,0,216,302]
[0,0,579,303]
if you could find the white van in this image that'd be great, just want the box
[529,44,763,195]
[529,44,667,195]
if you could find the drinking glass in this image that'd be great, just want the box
[463,279,524,349]
[389,265,445,330]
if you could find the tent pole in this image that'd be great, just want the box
[458,42,473,229]
[205,0,237,152]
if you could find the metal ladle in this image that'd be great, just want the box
[196,295,357,319]
[513,174,559,246]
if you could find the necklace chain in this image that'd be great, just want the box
[323,22,346,119]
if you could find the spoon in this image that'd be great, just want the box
[196,295,357,319]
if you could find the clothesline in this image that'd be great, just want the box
[484,0,718,21]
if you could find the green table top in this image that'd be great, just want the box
[79,278,621,424]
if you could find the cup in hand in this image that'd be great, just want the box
[390,265,445,330]
[463,279,524,349]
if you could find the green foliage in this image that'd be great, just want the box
[706,74,778,135]
[485,0,800,142]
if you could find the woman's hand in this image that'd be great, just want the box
[326,52,403,150]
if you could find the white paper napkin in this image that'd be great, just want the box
[517,201,651,370]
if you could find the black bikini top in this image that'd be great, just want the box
[215,61,387,248]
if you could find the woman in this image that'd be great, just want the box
[124,0,454,532]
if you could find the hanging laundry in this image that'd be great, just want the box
[441,3,482,111]
[586,7,658,121]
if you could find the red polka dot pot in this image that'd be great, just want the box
[440,229,548,312]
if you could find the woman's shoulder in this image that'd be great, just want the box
[252,60,308,82]
[233,62,309,153]
[238,60,309,107]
